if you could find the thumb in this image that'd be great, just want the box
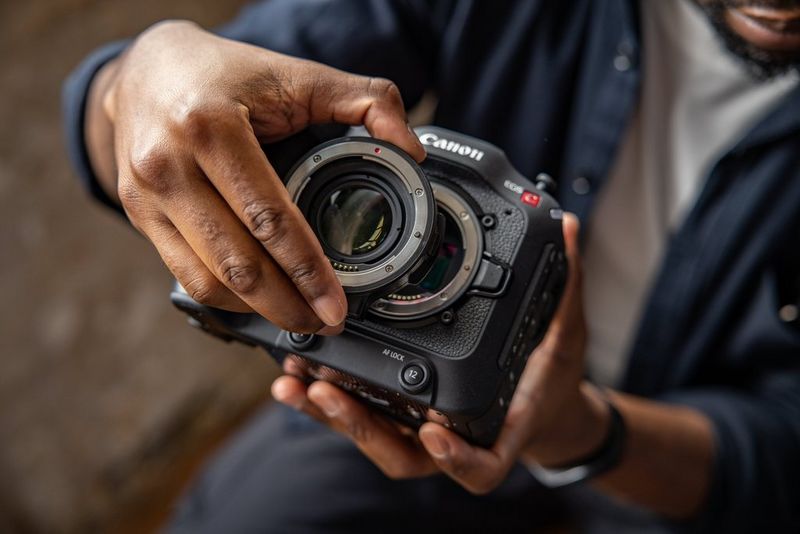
[543,212,583,349]
[298,62,426,162]
[562,212,581,275]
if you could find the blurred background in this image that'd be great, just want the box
[0,1,284,532]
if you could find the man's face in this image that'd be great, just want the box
[695,0,800,78]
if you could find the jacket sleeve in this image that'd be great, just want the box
[62,0,453,211]
[661,373,800,533]
[61,40,128,215]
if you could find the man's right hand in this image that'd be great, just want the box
[85,20,425,334]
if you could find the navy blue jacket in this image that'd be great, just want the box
[63,1,800,531]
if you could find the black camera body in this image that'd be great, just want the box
[171,126,566,447]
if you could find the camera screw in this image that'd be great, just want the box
[313,154,322,163]
[414,231,421,238]
[481,214,497,229]
[385,265,394,273]
[440,309,455,325]
[459,211,469,220]
[415,188,424,197]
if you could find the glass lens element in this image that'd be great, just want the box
[319,185,393,257]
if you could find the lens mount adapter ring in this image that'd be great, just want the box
[371,181,483,319]
[285,138,435,292]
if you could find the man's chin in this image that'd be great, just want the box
[696,0,800,79]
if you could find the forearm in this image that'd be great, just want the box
[593,390,715,520]
[85,56,121,205]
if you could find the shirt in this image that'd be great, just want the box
[583,0,799,387]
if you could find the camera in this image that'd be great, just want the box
[171,126,567,447]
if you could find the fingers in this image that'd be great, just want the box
[272,376,438,479]
[540,212,584,351]
[321,72,426,162]
[191,106,347,329]
[418,423,515,495]
[274,376,520,493]
[282,355,311,379]
[136,213,252,312]
[155,172,325,333]
[283,59,426,162]
[306,381,439,478]
[271,375,330,422]
[561,212,582,288]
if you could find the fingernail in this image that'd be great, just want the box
[315,393,341,418]
[424,433,450,459]
[312,295,345,327]
[271,380,301,409]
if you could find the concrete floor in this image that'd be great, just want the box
[0,1,282,532]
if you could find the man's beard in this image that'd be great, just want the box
[695,0,800,79]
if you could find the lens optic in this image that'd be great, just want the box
[318,185,393,257]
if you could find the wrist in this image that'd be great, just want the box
[85,57,121,203]
[526,388,627,488]
[526,381,611,467]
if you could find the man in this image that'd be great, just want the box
[63,0,800,531]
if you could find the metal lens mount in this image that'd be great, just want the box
[284,138,437,304]
[370,182,483,320]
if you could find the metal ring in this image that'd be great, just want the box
[370,182,483,319]
[285,140,433,291]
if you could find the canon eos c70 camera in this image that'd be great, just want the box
[171,126,566,447]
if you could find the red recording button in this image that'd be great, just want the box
[520,191,541,207]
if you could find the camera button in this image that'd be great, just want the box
[403,365,424,386]
[400,363,429,392]
[472,258,506,293]
[288,332,317,350]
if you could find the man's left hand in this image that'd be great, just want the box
[271,213,611,493]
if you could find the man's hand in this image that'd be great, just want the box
[271,213,611,491]
[85,20,425,334]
